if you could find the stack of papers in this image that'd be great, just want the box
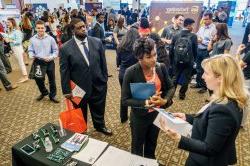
[72,138,108,164]
[153,108,193,137]
[93,146,158,166]
[61,133,88,152]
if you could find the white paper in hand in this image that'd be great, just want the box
[153,108,192,137]
[72,84,85,98]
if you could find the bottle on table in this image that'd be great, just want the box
[44,137,53,152]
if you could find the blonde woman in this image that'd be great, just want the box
[160,54,248,166]
[1,18,28,83]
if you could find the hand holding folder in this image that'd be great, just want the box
[130,83,156,100]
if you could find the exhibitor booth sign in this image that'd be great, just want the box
[150,1,203,35]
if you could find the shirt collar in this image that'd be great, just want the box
[35,33,49,39]
[96,21,101,26]
[74,36,88,44]
[172,24,180,30]
[204,23,214,29]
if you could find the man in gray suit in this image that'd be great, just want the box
[59,18,112,135]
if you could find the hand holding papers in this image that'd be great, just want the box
[130,83,156,100]
[70,81,85,105]
[153,108,192,137]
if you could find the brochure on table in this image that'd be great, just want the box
[61,133,89,152]
[92,146,158,166]
[72,138,108,165]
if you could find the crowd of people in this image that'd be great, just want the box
[0,5,249,166]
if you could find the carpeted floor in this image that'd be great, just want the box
[0,21,249,166]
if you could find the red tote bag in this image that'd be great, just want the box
[59,99,87,133]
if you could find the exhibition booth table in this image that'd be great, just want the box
[12,123,159,166]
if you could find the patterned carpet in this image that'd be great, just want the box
[0,21,250,166]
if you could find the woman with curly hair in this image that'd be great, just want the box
[122,37,175,159]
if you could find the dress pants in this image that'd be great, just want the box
[0,57,11,89]
[172,63,193,97]
[79,84,107,129]
[130,111,159,159]
[119,77,128,121]
[196,49,209,88]
[241,79,250,126]
[34,59,56,98]
[0,41,12,73]
[12,45,27,76]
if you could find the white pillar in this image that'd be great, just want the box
[132,0,140,10]
[0,0,4,8]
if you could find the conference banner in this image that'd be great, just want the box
[103,0,120,10]
[150,1,203,35]
[85,2,102,12]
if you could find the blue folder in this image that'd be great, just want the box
[130,83,156,100]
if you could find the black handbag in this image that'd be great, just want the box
[29,60,47,79]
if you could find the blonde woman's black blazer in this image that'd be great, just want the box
[179,100,243,166]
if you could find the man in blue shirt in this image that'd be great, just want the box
[191,12,216,93]
[28,20,59,103]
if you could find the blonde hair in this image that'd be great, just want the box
[202,54,249,109]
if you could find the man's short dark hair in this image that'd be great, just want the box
[203,12,213,19]
[96,12,104,19]
[70,18,82,28]
[35,20,45,26]
[174,14,184,19]
[184,18,195,27]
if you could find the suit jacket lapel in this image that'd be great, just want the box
[87,37,94,65]
[97,23,105,39]
[136,63,147,83]
[155,64,163,82]
[72,38,89,67]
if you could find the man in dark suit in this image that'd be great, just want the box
[59,18,112,135]
[92,12,106,43]
[92,12,112,77]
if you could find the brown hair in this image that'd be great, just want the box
[48,16,55,24]
[22,14,32,30]
[35,20,45,26]
[63,14,70,25]
[7,18,17,29]
[216,23,230,40]
[117,16,125,29]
